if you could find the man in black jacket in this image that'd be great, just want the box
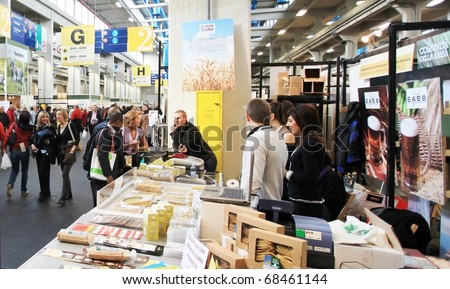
[170,110,217,172]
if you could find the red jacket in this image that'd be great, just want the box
[0,122,5,148]
[70,108,82,121]
[2,123,33,151]
[7,108,16,124]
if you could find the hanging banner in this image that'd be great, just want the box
[36,24,48,52]
[132,65,151,87]
[182,18,235,91]
[396,77,444,205]
[0,58,5,94]
[24,18,36,49]
[95,30,103,54]
[61,25,95,66]
[54,32,62,58]
[358,85,389,183]
[360,44,415,79]
[417,31,450,69]
[0,4,11,38]
[10,12,25,45]
[6,43,29,95]
[103,28,128,53]
[128,26,154,52]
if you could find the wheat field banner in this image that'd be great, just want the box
[61,25,95,66]
[182,18,235,91]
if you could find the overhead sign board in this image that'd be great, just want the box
[61,25,95,66]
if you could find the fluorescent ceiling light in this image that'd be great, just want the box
[266,43,271,47]
[426,0,444,7]
[361,35,370,43]
[422,29,435,35]
[292,45,296,49]
[356,1,365,5]
[251,59,256,63]
[306,34,314,39]
[257,51,263,56]
[278,29,286,35]
[373,30,383,37]
[115,2,122,8]
[326,48,334,53]
[377,22,390,30]
[128,17,134,22]
[296,9,307,17]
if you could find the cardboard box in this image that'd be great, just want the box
[223,205,265,239]
[247,228,307,269]
[205,241,247,269]
[288,76,302,96]
[236,213,285,251]
[276,72,289,96]
[332,208,405,269]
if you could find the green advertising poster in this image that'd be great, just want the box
[6,43,28,95]
[417,30,450,69]
[0,58,5,93]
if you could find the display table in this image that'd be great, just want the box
[18,170,206,269]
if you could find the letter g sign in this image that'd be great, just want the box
[71,29,85,44]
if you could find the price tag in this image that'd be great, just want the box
[406,86,427,109]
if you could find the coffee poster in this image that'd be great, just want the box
[358,85,389,182]
[397,77,444,205]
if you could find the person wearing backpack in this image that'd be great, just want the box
[82,106,122,207]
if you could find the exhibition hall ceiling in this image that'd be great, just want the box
[10,0,450,64]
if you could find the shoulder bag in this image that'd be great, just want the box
[90,126,117,181]
[7,123,16,146]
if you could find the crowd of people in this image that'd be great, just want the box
[0,99,346,221]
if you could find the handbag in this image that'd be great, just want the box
[7,124,16,146]
[62,145,77,163]
[89,127,116,181]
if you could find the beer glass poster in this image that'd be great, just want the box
[358,85,389,182]
[397,77,444,205]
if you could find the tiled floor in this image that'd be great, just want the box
[0,140,94,269]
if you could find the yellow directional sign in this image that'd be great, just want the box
[132,65,151,87]
[128,27,154,52]
[61,25,95,66]
[0,4,11,38]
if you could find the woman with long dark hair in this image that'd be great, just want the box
[285,104,331,220]
[2,110,34,199]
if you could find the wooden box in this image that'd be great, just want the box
[247,228,307,269]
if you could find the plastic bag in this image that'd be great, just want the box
[1,153,12,169]
[82,129,88,139]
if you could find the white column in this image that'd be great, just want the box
[67,66,82,95]
[89,54,101,96]
[116,60,125,102]
[105,54,115,101]
[37,19,53,103]
[169,0,251,180]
